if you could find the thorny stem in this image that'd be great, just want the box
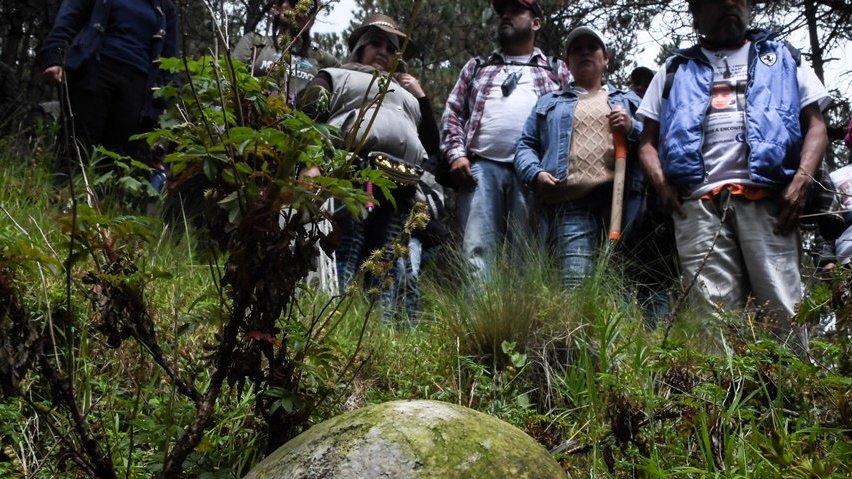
[24,396,95,477]
[159,313,241,478]
[128,322,201,403]
[39,356,117,479]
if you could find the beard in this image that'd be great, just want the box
[497,22,534,48]
[713,23,747,48]
[701,13,748,49]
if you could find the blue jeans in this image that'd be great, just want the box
[539,186,609,289]
[395,237,423,325]
[336,185,417,324]
[456,158,530,280]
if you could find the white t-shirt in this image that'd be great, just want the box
[638,41,831,198]
[470,54,539,163]
[831,164,852,264]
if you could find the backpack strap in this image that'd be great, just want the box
[470,54,559,81]
[471,56,488,80]
[782,41,802,66]
[662,44,703,100]
[661,56,684,101]
[547,55,561,84]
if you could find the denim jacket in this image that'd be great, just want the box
[40,0,179,118]
[659,29,802,187]
[514,83,642,189]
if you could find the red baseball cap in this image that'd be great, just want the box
[492,0,544,19]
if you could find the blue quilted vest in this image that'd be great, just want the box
[659,29,802,188]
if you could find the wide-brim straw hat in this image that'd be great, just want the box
[348,13,415,59]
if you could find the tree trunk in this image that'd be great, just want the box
[804,0,825,82]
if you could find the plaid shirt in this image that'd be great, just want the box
[440,48,570,164]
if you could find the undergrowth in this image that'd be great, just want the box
[2,105,850,479]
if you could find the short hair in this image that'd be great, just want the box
[629,66,655,87]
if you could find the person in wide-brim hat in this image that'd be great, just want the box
[347,13,415,59]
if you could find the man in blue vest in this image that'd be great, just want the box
[637,0,829,348]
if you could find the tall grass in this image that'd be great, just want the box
[347,232,851,477]
[1,155,261,477]
[2,151,850,478]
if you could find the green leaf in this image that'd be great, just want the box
[202,157,219,180]
[158,56,184,72]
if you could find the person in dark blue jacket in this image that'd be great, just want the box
[40,0,179,174]
[514,26,642,289]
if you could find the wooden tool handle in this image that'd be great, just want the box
[608,132,628,241]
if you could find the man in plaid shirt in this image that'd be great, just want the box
[440,0,569,279]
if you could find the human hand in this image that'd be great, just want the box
[534,171,563,202]
[817,261,836,282]
[396,73,425,98]
[608,105,631,137]
[775,171,812,234]
[450,156,476,190]
[655,180,686,218]
[42,66,64,85]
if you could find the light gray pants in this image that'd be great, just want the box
[674,193,805,345]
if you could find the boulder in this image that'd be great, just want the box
[244,399,564,479]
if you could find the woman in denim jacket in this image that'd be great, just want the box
[514,26,642,289]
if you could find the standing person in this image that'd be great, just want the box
[626,66,655,101]
[637,0,830,348]
[301,14,439,324]
[40,0,179,174]
[514,26,641,289]
[620,64,676,328]
[813,117,852,270]
[440,0,569,280]
[231,0,338,106]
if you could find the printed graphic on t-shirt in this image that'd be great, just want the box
[291,56,316,82]
[708,80,746,113]
[689,48,753,198]
[703,79,747,151]
[831,164,852,264]
[831,165,852,209]
[702,50,748,158]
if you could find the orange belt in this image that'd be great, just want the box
[700,183,772,201]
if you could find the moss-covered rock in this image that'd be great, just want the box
[244,399,564,478]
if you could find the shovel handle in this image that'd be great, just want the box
[608,131,628,241]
